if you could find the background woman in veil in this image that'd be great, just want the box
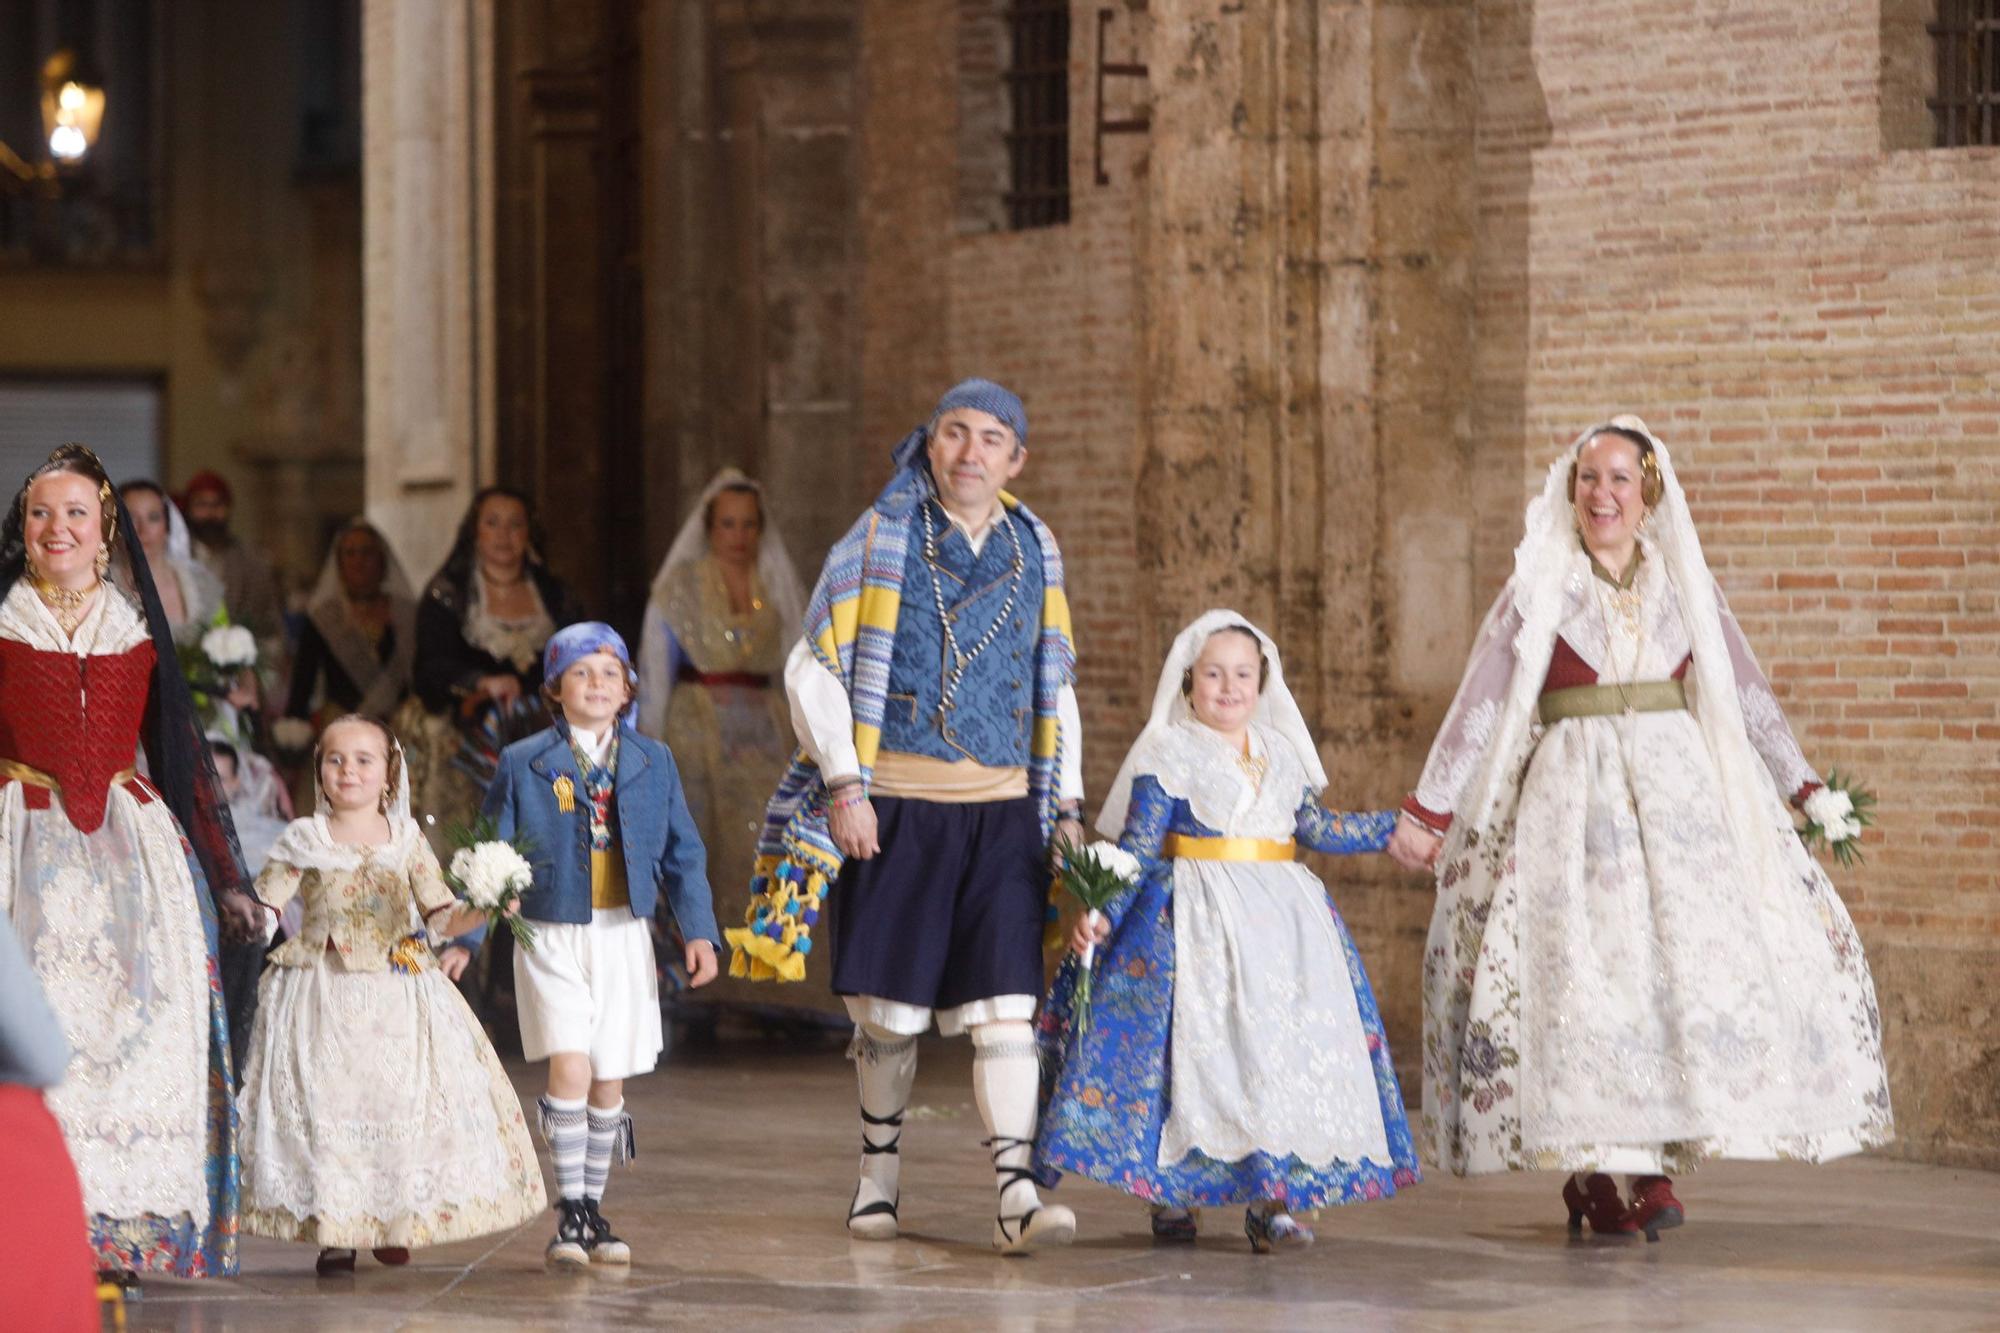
[117,479,265,759]
[0,444,262,1287]
[285,517,416,728]
[636,469,840,1031]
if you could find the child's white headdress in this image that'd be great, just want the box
[266,726,420,872]
[1095,609,1325,839]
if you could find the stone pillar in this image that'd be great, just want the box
[361,0,495,584]
[1136,2,1370,731]
[1136,0,1479,1069]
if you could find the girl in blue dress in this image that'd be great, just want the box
[1034,610,1420,1251]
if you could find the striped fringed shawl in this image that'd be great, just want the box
[725,470,1075,983]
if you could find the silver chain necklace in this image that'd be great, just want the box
[920,500,1025,734]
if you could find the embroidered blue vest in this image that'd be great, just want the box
[880,501,1043,768]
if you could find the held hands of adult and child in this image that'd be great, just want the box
[1386,815,1443,873]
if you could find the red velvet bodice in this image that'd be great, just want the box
[0,638,156,834]
[1542,635,1692,692]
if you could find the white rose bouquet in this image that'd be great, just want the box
[200,624,257,671]
[1801,770,1875,869]
[1059,840,1142,1041]
[179,618,260,705]
[443,817,538,950]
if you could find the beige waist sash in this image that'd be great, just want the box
[1537,679,1687,724]
[868,750,1029,802]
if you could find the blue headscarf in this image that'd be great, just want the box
[543,621,637,723]
[887,376,1030,474]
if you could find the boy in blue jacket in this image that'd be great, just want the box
[484,622,721,1267]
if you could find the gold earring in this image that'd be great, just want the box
[93,546,109,577]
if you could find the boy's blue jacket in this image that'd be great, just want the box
[478,721,722,945]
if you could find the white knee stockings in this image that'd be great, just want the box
[849,1023,917,1235]
[970,1021,1045,1224]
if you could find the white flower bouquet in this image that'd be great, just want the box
[443,816,538,950]
[200,623,257,671]
[179,618,259,702]
[1801,771,1875,869]
[1059,840,1142,1041]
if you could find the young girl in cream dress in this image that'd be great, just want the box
[236,715,544,1274]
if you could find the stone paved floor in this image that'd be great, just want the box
[117,1035,2000,1331]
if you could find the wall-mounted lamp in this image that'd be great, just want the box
[40,48,106,167]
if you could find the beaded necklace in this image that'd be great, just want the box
[919,500,1025,736]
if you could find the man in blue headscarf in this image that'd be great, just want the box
[735,378,1086,1254]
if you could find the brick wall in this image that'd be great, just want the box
[1476,0,2000,1167]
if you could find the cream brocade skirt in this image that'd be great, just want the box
[1420,709,1893,1177]
[0,783,212,1229]
[237,958,545,1247]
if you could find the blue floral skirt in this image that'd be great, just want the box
[1033,872,1421,1211]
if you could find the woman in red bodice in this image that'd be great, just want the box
[0,444,261,1287]
[1384,418,1892,1241]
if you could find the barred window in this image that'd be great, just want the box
[1931,0,2000,145]
[1004,1,1070,229]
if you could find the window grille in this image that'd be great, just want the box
[1931,0,2000,146]
[1004,1,1070,229]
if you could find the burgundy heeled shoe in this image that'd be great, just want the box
[371,1247,411,1266]
[1625,1175,1684,1242]
[1561,1173,1638,1238]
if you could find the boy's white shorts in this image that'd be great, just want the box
[513,907,663,1081]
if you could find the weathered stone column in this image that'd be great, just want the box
[361,0,495,582]
[1137,0,1479,1065]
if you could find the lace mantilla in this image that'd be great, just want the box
[1133,721,1307,839]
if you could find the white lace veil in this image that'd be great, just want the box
[264,724,421,873]
[637,468,807,738]
[1448,415,1790,888]
[1096,608,1328,838]
[310,517,415,609]
[165,494,193,563]
[304,518,418,717]
[648,468,807,632]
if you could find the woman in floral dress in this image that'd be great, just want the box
[1386,416,1893,1239]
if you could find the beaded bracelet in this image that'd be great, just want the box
[831,787,869,811]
